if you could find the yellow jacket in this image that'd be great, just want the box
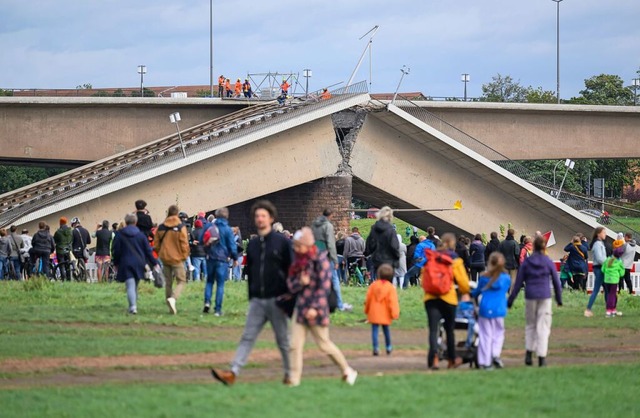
[423,257,470,306]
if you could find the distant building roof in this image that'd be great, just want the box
[10,85,214,98]
[370,92,428,101]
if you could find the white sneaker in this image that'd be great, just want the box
[615,311,623,316]
[167,297,177,315]
[343,368,358,386]
[341,303,353,312]
[188,265,195,272]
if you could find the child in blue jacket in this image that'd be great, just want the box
[471,252,511,370]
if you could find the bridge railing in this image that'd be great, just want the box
[0,81,369,227]
[386,95,640,241]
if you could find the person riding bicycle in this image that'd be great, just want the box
[54,217,74,281]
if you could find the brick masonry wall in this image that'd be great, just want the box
[227,176,352,237]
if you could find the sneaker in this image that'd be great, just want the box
[343,368,358,386]
[129,308,137,315]
[584,309,593,318]
[480,365,495,371]
[167,297,177,315]
[606,312,614,318]
[188,265,195,272]
[615,311,623,316]
[214,312,222,317]
[211,368,235,386]
[340,303,353,312]
[492,358,504,369]
[386,347,393,356]
[373,350,379,357]
[203,304,210,314]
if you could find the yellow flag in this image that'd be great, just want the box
[453,200,462,210]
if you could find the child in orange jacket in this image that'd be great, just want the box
[365,264,400,356]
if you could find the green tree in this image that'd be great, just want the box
[91,90,109,97]
[130,88,156,97]
[0,88,14,96]
[481,74,528,102]
[112,89,125,97]
[75,83,93,90]
[525,87,557,104]
[568,74,634,106]
[0,166,67,195]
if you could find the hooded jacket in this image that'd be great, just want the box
[508,252,562,306]
[413,238,436,268]
[620,240,636,269]
[204,218,238,263]
[31,230,55,254]
[365,279,400,325]
[484,238,501,264]
[154,216,190,265]
[54,225,73,255]
[471,272,511,318]
[395,240,407,277]
[365,220,400,269]
[469,240,486,269]
[112,224,157,282]
[311,216,337,264]
[499,235,520,270]
[602,256,626,284]
[189,226,206,258]
[343,233,365,258]
[246,230,292,300]
[519,242,533,265]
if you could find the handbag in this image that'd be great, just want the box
[74,229,90,260]
[328,283,338,313]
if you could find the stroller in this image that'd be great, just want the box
[437,283,480,368]
[437,317,479,368]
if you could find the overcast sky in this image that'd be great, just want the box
[2,0,639,99]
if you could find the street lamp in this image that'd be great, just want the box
[209,0,214,98]
[137,65,147,97]
[632,78,640,106]
[552,0,563,104]
[169,112,187,158]
[303,69,312,98]
[556,158,575,198]
[461,73,470,101]
[391,65,410,105]
[552,159,564,188]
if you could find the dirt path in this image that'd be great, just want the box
[2,326,639,389]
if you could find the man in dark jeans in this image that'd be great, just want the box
[135,200,154,239]
[499,229,520,285]
[211,200,292,386]
[53,217,73,281]
[71,217,91,262]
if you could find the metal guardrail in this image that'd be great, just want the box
[0,81,369,227]
[388,95,640,241]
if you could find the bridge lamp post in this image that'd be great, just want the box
[169,112,187,158]
[461,74,470,101]
[303,69,312,98]
[552,0,563,104]
[632,78,640,106]
[556,158,575,198]
[552,160,564,189]
[137,65,147,97]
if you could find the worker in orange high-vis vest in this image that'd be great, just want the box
[234,79,242,97]
[280,79,290,95]
[243,79,252,98]
[321,88,331,100]
[218,75,225,97]
[225,79,232,97]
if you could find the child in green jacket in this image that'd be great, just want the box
[601,247,625,317]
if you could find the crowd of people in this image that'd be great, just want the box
[2,198,636,385]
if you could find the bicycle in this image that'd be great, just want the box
[347,258,367,287]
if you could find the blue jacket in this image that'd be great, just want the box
[112,225,157,283]
[563,242,588,274]
[472,272,511,318]
[469,240,486,268]
[413,239,436,268]
[206,218,238,262]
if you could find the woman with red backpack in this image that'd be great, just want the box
[422,233,471,370]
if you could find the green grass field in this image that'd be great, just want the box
[1,364,637,418]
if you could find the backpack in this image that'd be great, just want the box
[204,225,220,247]
[421,249,454,295]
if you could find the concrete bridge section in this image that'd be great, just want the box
[3,91,626,260]
[412,101,640,160]
[0,97,246,166]
[2,97,640,167]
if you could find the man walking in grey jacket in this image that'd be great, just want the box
[312,209,352,311]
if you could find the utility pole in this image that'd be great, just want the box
[209,0,214,98]
[461,73,470,101]
[552,0,563,104]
